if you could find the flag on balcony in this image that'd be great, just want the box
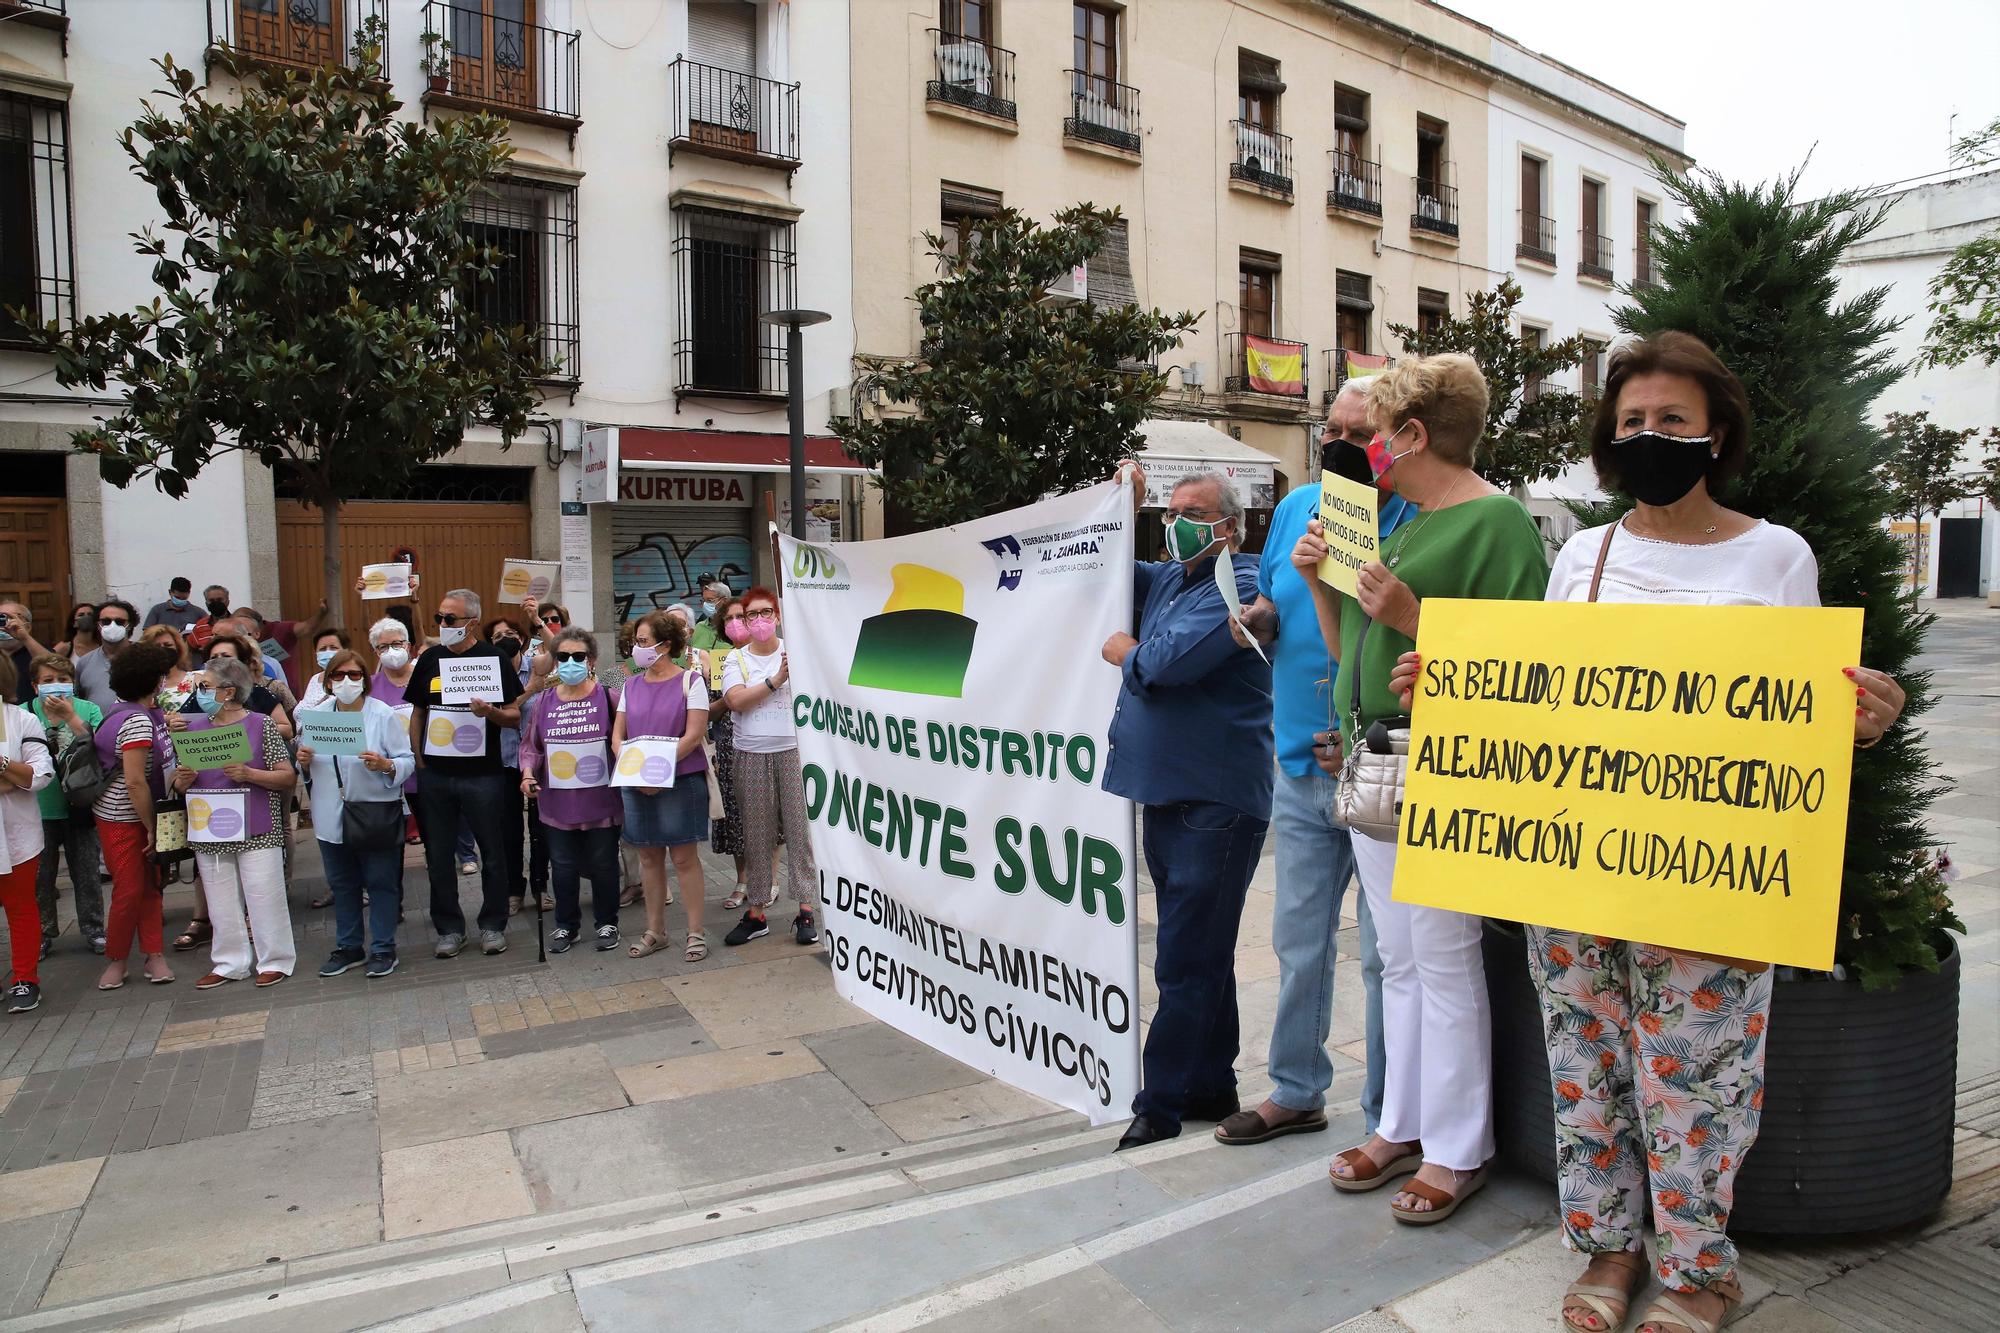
[1244,334,1305,396]
[1344,350,1389,383]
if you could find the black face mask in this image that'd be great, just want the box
[74,613,94,630]
[1611,430,1715,507]
[494,637,521,659]
[205,598,230,617]
[1328,439,1375,488]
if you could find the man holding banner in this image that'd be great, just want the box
[1102,469,1273,1150]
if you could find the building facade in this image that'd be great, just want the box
[0,0,856,640]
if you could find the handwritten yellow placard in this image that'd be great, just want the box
[1316,469,1380,597]
[1391,599,1862,970]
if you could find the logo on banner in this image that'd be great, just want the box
[980,535,1024,591]
[847,564,977,699]
[789,543,848,591]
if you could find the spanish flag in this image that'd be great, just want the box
[1244,334,1305,396]
[1344,350,1389,382]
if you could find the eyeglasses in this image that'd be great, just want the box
[540,613,563,626]
[98,617,130,627]
[553,650,590,664]
[1162,507,1222,522]
[745,611,776,624]
[433,612,465,626]
[328,670,366,682]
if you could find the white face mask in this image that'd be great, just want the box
[330,679,365,705]
[377,646,409,670]
[438,625,467,648]
[99,622,129,644]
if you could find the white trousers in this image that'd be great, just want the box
[198,845,296,979]
[1349,831,1493,1170]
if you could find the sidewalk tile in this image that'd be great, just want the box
[375,1044,628,1150]
[0,1208,79,1318]
[803,1022,988,1106]
[614,1043,823,1105]
[666,953,870,1049]
[0,1156,103,1224]
[382,1130,534,1239]
[874,1079,1065,1143]
[1385,1232,1589,1331]
[512,1107,693,1213]
[922,1263,1171,1333]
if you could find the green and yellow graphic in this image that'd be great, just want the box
[848,564,977,698]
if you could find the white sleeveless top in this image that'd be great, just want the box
[1547,519,1821,608]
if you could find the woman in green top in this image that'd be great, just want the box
[1292,353,1550,1226]
[27,654,106,955]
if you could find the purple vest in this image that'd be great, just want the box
[181,711,276,842]
[94,703,171,800]
[621,671,708,778]
[372,670,419,792]
[527,683,622,828]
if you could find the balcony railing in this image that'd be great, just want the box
[1517,210,1555,265]
[208,0,387,75]
[1411,178,1459,238]
[1230,120,1293,197]
[1634,251,1661,290]
[0,0,66,31]
[671,207,798,399]
[1579,232,1615,283]
[1223,331,1309,400]
[1064,72,1140,154]
[422,1,579,126]
[927,29,1016,123]
[668,57,800,170]
[1326,151,1382,217]
[1323,347,1392,405]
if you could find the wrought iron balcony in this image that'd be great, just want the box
[1323,347,1392,405]
[207,0,387,75]
[1326,151,1382,217]
[927,29,1016,123]
[1634,251,1661,290]
[1230,120,1293,197]
[1064,72,1140,154]
[1223,331,1309,400]
[669,57,800,171]
[1517,210,1555,265]
[421,1,579,128]
[1579,232,1615,283]
[0,0,66,32]
[1412,178,1459,239]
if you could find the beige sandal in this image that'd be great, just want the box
[685,932,708,962]
[1636,1284,1740,1333]
[1563,1253,1648,1332]
[722,887,747,910]
[627,930,667,959]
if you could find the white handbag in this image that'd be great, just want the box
[1329,616,1410,843]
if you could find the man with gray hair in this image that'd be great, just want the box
[1209,376,1418,1149]
[1101,466,1273,1150]
[406,587,524,957]
[690,579,732,653]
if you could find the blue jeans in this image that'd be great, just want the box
[1266,769,1386,1130]
[319,834,405,960]
[1133,799,1270,1134]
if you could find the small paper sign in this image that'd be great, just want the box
[361,563,413,600]
[171,722,254,771]
[423,706,488,758]
[1316,469,1381,598]
[613,737,680,789]
[547,740,610,789]
[187,788,249,843]
[300,710,368,757]
[438,656,504,704]
[391,702,416,743]
[258,637,288,664]
[499,558,560,605]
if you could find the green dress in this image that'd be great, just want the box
[1336,494,1550,746]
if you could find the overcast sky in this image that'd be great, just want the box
[1443,0,2000,198]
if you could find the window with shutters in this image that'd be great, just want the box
[671,1,801,168]
[464,178,579,384]
[0,92,73,348]
[941,0,993,43]
[1335,270,1371,356]
[1518,153,1553,263]
[422,0,580,124]
[1086,219,1136,309]
[1579,178,1612,282]
[1580,338,1605,400]
[1635,197,1659,287]
[1416,287,1449,340]
[1412,116,1458,237]
[939,181,1003,263]
[1238,253,1277,339]
[1521,323,1547,403]
[1327,86,1379,216]
[672,205,797,398]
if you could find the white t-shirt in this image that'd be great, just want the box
[720,644,795,753]
[1547,519,1821,609]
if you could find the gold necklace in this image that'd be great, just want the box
[1384,469,1472,569]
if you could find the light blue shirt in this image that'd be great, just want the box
[299,696,416,843]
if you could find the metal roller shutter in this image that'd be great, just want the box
[688,2,756,74]
[611,504,755,626]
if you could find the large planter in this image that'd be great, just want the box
[1485,921,1960,1237]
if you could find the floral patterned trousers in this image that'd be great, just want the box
[1527,928,1773,1295]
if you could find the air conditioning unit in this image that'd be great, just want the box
[938,40,993,96]
[1040,262,1089,305]
[1184,361,1204,389]
[827,386,853,422]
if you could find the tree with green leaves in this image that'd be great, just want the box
[1623,163,1957,987]
[1920,114,2000,369]
[27,21,552,625]
[1876,410,1985,596]
[1387,276,1591,491]
[833,205,1198,532]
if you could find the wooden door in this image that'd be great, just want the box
[277,499,532,632]
[451,0,537,112]
[0,497,68,633]
[237,0,342,68]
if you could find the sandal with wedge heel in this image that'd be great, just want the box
[1636,1282,1741,1333]
[1562,1252,1648,1332]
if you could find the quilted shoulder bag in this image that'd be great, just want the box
[1329,615,1410,843]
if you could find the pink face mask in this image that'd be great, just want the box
[632,644,661,668]
[746,612,778,644]
[722,619,750,645]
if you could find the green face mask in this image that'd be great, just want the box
[1164,513,1221,562]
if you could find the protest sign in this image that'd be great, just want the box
[299,710,367,757]
[438,656,504,704]
[391,703,415,745]
[423,706,487,758]
[499,558,560,605]
[779,481,1140,1126]
[258,637,288,664]
[359,563,413,600]
[548,741,610,788]
[187,789,249,844]
[1392,599,1863,970]
[1316,470,1380,597]
[612,737,679,788]
[171,722,253,771]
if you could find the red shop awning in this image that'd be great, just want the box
[617,427,869,474]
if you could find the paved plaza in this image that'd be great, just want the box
[0,602,1994,1331]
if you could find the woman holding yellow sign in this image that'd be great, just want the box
[1291,354,1550,1225]
[519,628,625,955]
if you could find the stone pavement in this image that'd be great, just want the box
[0,600,1992,1331]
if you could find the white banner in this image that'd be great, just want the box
[779,481,1140,1125]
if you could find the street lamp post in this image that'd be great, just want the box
[759,307,832,539]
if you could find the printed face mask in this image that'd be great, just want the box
[1164,513,1220,563]
[631,644,661,669]
[438,625,467,647]
[330,678,365,705]
[1365,421,1417,481]
[376,646,409,670]
[1612,430,1715,507]
[554,659,590,686]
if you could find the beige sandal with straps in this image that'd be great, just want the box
[685,932,708,962]
[1636,1282,1741,1333]
[1562,1252,1648,1332]
[627,930,668,959]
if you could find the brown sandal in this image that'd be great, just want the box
[1215,1105,1328,1146]
[1389,1165,1487,1225]
[1329,1140,1423,1192]
[1563,1253,1648,1332]
[172,918,212,952]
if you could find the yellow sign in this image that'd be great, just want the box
[1316,469,1380,597]
[1390,599,1863,970]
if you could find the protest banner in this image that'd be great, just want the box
[499,558,560,605]
[779,481,1140,1126]
[1392,599,1863,969]
[612,737,679,788]
[438,656,504,704]
[1316,469,1380,597]
[299,710,367,757]
[359,563,413,600]
[170,722,253,770]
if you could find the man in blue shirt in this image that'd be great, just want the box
[1212,377,1416,1149]
[1102,469,1273,1150]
